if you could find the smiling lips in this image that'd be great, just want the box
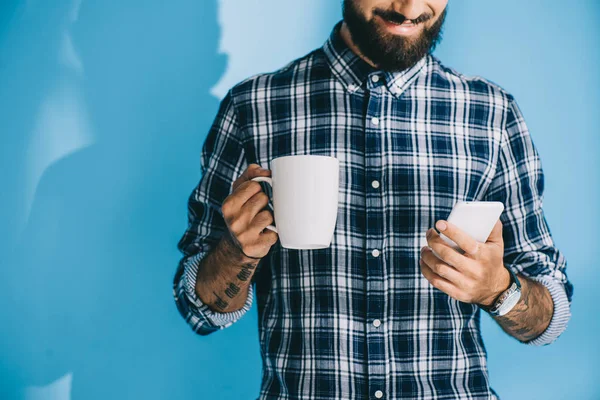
[379,15,421,35]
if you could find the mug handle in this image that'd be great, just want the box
[250,177,278,233]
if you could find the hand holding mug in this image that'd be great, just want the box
[221,164,279,260]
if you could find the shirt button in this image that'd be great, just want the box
[375,390,384,399]
[371,180,380,189]
[371,117,380,125]
[372,319,381,328]
[372,249,380,257]
[348,83,357,92]
[371,75,380,83]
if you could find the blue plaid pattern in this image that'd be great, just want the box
[173,21,573,400]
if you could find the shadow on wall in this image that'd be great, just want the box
[0,0,226,399]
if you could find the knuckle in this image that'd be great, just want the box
[247,164,263,174]
[238,178,252,188]
[229,218,244,235]
[437,247,449,261]
[256,191,269,204]
[221,198,233,214]
[444,252,457,267]
[268,231,279,243]
[234,180,249,193]
[235,230,248,244]
[238,180,257,192]
[469,242,479,254]
[419,253,430,267]
[259,232,276,246]
[256,210,273,224]
[264,210,275,224]
[246,180,261,191]
[435,263,447,277]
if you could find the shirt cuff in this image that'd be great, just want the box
[523,275,571,346]
[182,251,254,328]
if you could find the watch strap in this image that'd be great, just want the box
[483,267,521,315]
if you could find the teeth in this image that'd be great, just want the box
[389,19,414,26]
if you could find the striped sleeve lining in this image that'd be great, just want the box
[182,251,254,328]
[523,275,571,346]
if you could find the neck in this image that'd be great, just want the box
[340,21,378,69]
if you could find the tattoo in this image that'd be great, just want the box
[493,276,554,342]
[213,292,229,310]
[236,262,256,281]
[224,282,241,298]
[213,262,258,309]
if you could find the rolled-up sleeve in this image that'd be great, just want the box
[483,94,574,346]
[172,89,253,336]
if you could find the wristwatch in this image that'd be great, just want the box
[482,267,521,316]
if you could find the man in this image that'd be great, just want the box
[173,1,574,398]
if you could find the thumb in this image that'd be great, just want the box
[486,219,503,244]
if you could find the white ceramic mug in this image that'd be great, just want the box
[251,155,339,249]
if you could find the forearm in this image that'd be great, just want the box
[196,231,260,313]
[492,274,553,342]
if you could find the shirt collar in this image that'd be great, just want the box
[322,20,430,98]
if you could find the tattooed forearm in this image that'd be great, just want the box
[213,292,230,311]
[237,262,256,281]
[224,282,241,298]
[493,275,554,342]
[222,262,257,299]
[195,234,261,313]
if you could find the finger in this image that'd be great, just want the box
[420,246,464,283]
[240,189,271,221]
[419,259,462,299]
[486,219,503,244]
[232,164,260,190]
[224,180,263,215]
[232,164,271,192]
[425,228,471,271]
[259,229,279,246]
[435,220,480,256]
[250,209,275,234]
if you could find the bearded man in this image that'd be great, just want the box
[173,1,573,398]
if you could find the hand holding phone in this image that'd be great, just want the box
[421,201,512,310]
[439,201,504,254]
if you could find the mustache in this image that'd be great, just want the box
[373,9,433,25]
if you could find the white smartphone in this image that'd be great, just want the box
[439,201,505,253]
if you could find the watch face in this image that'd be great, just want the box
[498,290,521,316]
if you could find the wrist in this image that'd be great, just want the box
[479,266,512,308]
[219,231,262,265]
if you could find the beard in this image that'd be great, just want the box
[342,0,446,72]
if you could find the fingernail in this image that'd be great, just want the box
[436,220,447,231]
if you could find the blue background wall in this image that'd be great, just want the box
[0,1,598,399]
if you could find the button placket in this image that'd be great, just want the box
[364,85,386,398]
